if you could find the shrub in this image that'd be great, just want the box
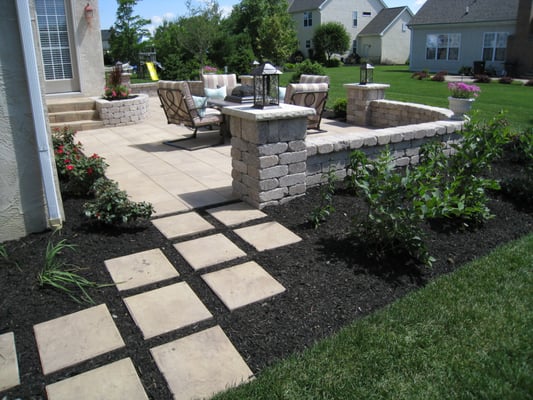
[324,59,341,68]
[525,80,533,87]
[83,178,154,225]
[431,71,447,81]
[474,74,491,83]
[345,150,433,266]
[498,76,513,84]
[411,70,429,80]
[458,66,473,76]
[290,59,326,82]
[52,127,108,196]
[333,98,347,118]
[309,167,337,229]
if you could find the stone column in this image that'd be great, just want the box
[222,104,315,209]
[344,83,390,126]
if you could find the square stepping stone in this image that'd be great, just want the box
[207,202,267,227]
[234,221,302,251]
[34,304,125,375]
[123,282,212,339]
[202,261,285,311]
[0,332,19,391]
[174,233,246,271]
[105,248,179,291]
[150,325,253,400]
[46,358,148,400]
[151,212,214,240]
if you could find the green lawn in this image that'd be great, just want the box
[214,234,533,399]
[283,65,533,130]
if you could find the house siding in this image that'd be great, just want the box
[381,12,411,64]
[1,1,50,241]
[410,22,516,74]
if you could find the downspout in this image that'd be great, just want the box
[15,0,63,228]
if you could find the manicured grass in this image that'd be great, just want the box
[214,234,533,399]
[283,65,533,130]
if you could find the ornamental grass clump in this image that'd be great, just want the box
[448,82,481,98]
[104,64,130,100]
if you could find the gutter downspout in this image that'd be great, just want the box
[15,0,63,228]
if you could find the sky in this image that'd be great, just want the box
[98,0,427,32]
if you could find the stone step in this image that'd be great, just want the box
[49,109,99,124]
[50,119,104,132]
[47,98,96,113]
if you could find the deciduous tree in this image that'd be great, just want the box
[312,22,351,62]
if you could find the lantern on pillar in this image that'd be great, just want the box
[251,62,282,109]
[360,63,374,85]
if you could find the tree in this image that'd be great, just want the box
[312,22,351,62]
[228,0,297,65]
[109,0,151,66]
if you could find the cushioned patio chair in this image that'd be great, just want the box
[284,82,329,130]
[158,80,223,146]
[201,73,239,98]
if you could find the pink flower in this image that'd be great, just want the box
[66,165,74,171]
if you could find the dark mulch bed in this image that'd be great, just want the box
[1,158,531,400]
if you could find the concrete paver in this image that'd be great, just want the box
[123,282,213,339]
[151,212,214,240]
[34,304,125,375]
[174,233,246,271]
[150,325,253,400]
[207,202,267,227]
[104,248,179,291]
[234,221,302,251]
[0,332,19,391]
[46,358,148,400]
[202,261,286,311]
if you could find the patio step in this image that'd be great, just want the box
[47,97,104,132]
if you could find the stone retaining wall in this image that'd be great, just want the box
[94,93,149,127]
[369,100,453,128]
[305,120,464,187]
[130,82,158,97]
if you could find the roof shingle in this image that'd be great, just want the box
[358,6,410,35]
[288,0,326,13]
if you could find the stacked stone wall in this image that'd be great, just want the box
[369,100,453,127]
[95,94,149,127]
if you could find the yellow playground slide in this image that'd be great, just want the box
[146,61,159,81]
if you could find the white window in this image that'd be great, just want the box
[306,40,311,49]
[483,32,509,62]
[353,11,358,27]
[304,11,313,27]
[402,23,407,32]
[426,33,461,61]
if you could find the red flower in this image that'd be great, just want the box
[87,167,93,175]
[90,153,99,159]
[66,165,74,171]
[64,159,71,164]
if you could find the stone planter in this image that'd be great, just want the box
[448,96,475,120]
[94,93,149,127]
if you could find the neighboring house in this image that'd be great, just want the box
[408,0,521,75]
[1,0,104,242]
[289,0,401,61]
[358,6,413,64]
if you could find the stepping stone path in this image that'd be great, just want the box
[1,202,302,400]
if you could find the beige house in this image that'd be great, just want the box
[0,0,104,242]
[288,0,412,63]
[358,6,413,64]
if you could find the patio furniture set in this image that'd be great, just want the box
[157,73,330,148]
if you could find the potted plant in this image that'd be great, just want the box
[447,82,481,120]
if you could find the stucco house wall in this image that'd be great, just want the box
[1,1,54,242]
[410,22,516,74]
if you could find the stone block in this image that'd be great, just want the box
[279,119,307,141]
[289,183,306,195]
[258,187,288,202]
[258,165,288,180]
[258,142,288,156]
[289,162,306,174]
[289,140,306,152]
[232,159,248,174]
[279,173,306,187]
[279,150,307,165]
[306,144,318,156]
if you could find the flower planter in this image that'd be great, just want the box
[94,93,149,127]
[448,96,475,120]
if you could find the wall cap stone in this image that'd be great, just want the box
[222,103,315,121]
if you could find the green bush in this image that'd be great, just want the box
[290,59,327,82]
[333,98,347,118]
[83,178,154,225]
[52,127,108,196]
[325,59,341,68]
[345,150,432,266]
[309,167,337,229]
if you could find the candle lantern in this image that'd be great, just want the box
[251,62,282,109]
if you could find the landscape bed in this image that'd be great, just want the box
[1,147,531,399]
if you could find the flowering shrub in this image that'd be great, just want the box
[448,82,481,98]
[52,127,107,196]
[104,64,130,100]
[203,65,218,74]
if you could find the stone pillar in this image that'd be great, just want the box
[344,83,390,126]
[222,104,315,209]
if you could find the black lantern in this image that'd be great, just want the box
[251,62,282,109]
[360,63,374,85]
